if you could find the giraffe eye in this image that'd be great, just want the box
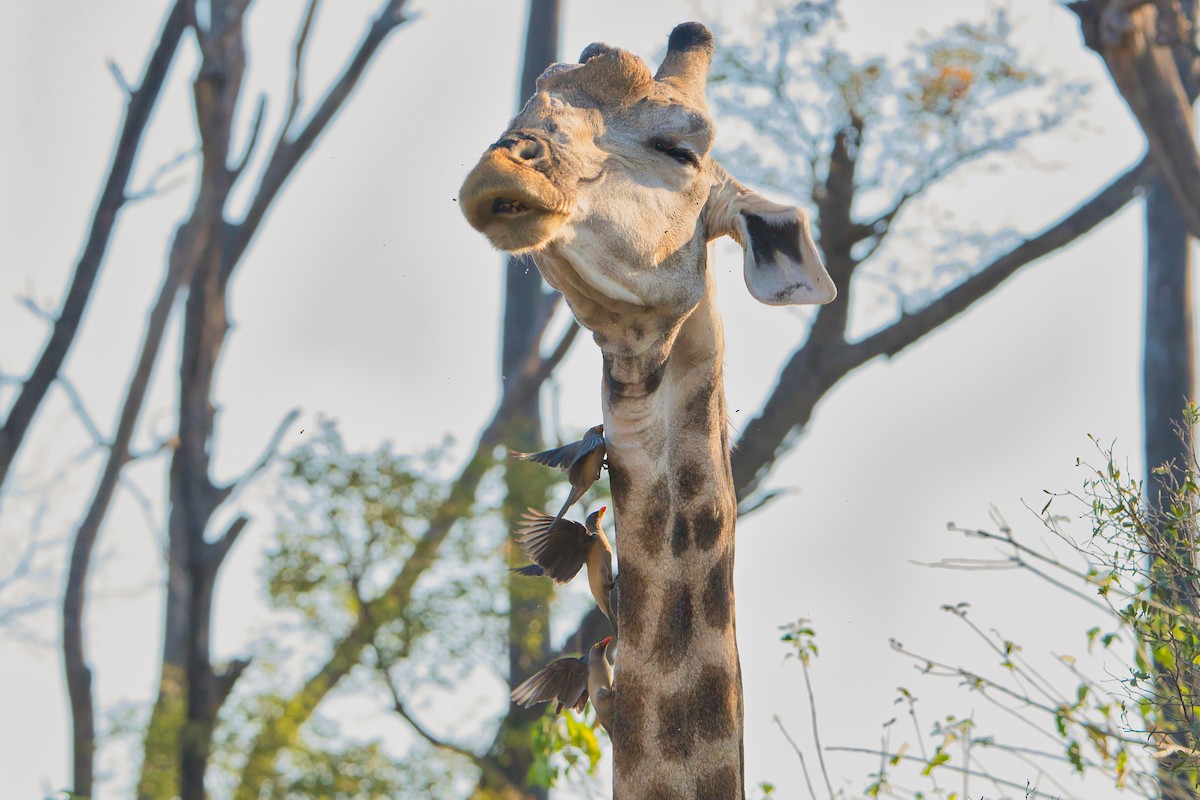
[652,140,700,168]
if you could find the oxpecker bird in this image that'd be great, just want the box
[512,506,615,627]
[510,637,614,733]
[511,424,606,530]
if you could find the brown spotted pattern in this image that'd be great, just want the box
[702,556,732,629]
[692,504,724,551]
[617,561,647,640]
[669,513,689,556]
[651,580,694,670]
[606,317,741,798]
[695,765,739,799]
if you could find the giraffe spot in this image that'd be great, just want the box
[594,332,608,345]
[617,563,646,640]
[702,558,732,629]
[639,478,669,556]
[603,356,628,402]
[692,504,725,551]
[648,479,667,527]
[608,461,631,505]
[684,382,714,432]
[643,358,666,394]
[612,671,647,755]
[631,321,645,339]
[652,581,694,670]
[692,664,737,742]
[675,461,706,502]
[669,513,690,557]
[657,690,699,760]
[645,784,684,800]
[695,764,739,799]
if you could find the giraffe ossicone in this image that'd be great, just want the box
[464,21,835,799]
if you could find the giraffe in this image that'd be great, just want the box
[460,22,835,799]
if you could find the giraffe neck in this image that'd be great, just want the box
[603,285,743,799]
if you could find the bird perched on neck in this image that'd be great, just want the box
[510,636,614,733]
[512,505,615,630]
[510,424,606,531]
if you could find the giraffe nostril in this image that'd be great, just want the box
[516,138,544,161]
[494,133,548,164]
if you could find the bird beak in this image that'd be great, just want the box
[600,636,613,647]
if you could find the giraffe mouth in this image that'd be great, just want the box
[492,197,530,215]
[460,149,570,253]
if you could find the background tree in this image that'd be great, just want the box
[0,1,1175,797]
[820,421,1199,798]
[0,1,421,797]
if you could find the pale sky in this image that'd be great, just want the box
[0,1,1184,798]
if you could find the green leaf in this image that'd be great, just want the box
[921,750,950,776]
[1067,739,1083,773]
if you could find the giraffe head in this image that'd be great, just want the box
[461,23,835,384]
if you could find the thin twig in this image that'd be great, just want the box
[283,0,321,134]
[798,659,836,800]
[216,407,300,508]
[373,653,515,791]
[0,0,189,494]
[826,746,1073,799]
[772,715,819,800]
[56,376,107,446]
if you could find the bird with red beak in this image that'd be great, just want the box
[510,636,614,733]
[512,505,615,629]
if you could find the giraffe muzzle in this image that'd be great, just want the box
[459,147,569,253]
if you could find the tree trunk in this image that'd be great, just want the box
[139,4,249,796]
[1143,175,1196,503]
[1137,5,1200,794]
[1143,170,1199,799]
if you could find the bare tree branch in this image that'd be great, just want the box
[283,0,321,134]
[56,375,106,447]
[0,0,188,495]
[827,747,1072,798]
[374,656,517,792]
[229,95,266,180]
[773,715,820,800]
[213,407,300,508]
[208,514,249,568]
[731,155,1154,501]
[63,211,210,798]
[1072,1,1200,238]
[228,0,414,270]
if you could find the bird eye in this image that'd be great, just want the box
[652,140,700,168]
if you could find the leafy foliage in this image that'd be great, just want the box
[707,2,1088,328]
[265,419,506,679]
[850,407,1200,798]
[526,706,603,789]
[197,420,517,796]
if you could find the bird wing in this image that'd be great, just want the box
[511,426,605,472]
[510,564,546,578]
[510,657,589,711]
[515,509,592,583]
[510,439,586,471]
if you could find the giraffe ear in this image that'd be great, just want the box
[706,181,836,306]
